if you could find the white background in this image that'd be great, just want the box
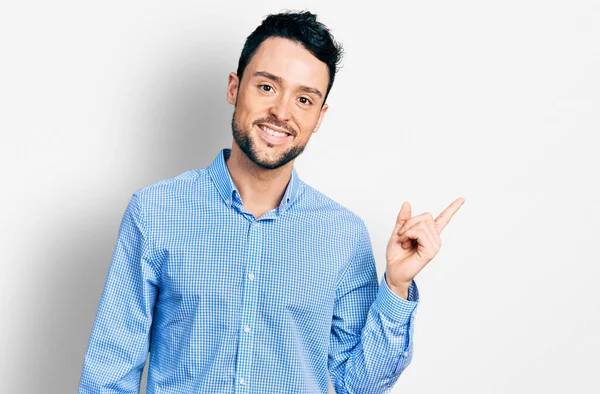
[1,1,598,393]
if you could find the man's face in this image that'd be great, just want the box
[227,36,330,170]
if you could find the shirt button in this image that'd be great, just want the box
[403,351,409,357]
[247,273,254,280]
[226,199,231,205]
[252,221,258,227]
[244,326,250,333]
[240,378,246,385]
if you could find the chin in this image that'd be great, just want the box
[253,152,288,170]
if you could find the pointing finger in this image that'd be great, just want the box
[435,197,465,233]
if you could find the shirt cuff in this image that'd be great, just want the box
[373,272,419,324]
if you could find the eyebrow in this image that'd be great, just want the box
[252,71,323,99]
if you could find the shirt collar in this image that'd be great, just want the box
[207,148,302,213]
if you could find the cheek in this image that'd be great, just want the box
[296,119,318,137]
[294,129,313,144]
[235,91,261,114]
[233,107,256,128]
[240,105,268,125]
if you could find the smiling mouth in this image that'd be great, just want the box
[257,124,293,145]
[259,124,292,137]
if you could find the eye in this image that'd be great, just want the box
[299,97,312,105]
[259,84,273,92]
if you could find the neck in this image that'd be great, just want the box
[226,142,293,211]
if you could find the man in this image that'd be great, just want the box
[78,10,464,394]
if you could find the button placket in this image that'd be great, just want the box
[235,220,263,393]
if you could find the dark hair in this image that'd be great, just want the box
[236,10,344,106]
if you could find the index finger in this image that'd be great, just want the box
[435,197,465,233]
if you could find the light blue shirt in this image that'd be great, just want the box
[78,148,419,393]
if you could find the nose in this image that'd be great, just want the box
[268,93,292,124]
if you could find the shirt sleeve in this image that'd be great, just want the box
[328,219,419,393]
[78,194,160,393]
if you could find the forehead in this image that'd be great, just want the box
[245,36,329,93]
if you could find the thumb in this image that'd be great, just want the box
[392,201,412,236]
[397,201,411,225]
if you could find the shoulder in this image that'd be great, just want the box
[130,168,211,209]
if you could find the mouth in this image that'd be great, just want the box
[257,124,293,145]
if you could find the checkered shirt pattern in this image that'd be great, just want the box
[78,148,419,394]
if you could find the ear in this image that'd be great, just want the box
[313,103,329,133]
[227,72,240,106]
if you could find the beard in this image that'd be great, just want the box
[230,108,307,170]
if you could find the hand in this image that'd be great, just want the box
[385,198,465,298]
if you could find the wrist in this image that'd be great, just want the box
[385,274,410,300]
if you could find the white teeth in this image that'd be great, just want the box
[261,125,288,137]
